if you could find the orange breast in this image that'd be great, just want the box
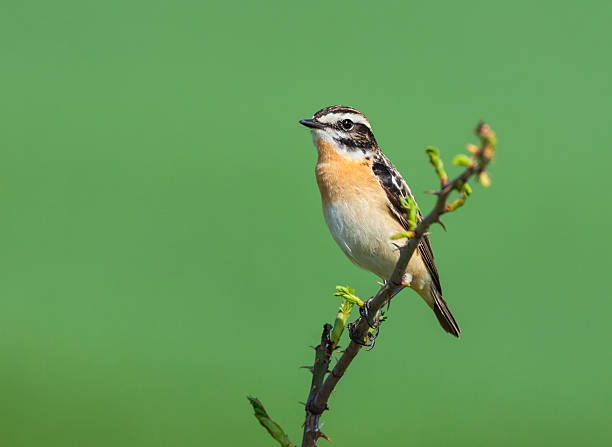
[313,138,432,292]
[315,138,387,206]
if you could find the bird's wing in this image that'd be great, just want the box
[371,152,442,294]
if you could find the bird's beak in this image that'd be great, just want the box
[299,119,325,130]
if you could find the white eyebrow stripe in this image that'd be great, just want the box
[316,112,371,129]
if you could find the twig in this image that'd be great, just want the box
[302,122,497,445]
[301,324,334,446]
[247,396,295,447]
[248,122,497,447]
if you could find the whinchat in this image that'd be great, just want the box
[300,105,460,337]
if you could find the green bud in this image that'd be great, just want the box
[390,231,414,240]
[446,197,466,212]
[425,146,440,156]
[453,154,472,167]
[334,286,364,307]
[247,397,294,447]
[425,146,448,184]
[479,171,491,187]
[462,182,472,196]
[331,298,354,347]
[398,196,419,230]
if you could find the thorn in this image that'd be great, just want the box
[300,365,314,373]
[298,401,306,406]
[424,189,441,196]
[317,430,332,442]
[435,219,447,231]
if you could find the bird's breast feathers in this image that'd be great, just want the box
[314,138,429,289]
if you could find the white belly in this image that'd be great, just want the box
[323,199,400,280]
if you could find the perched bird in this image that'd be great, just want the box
[300,106,460,337]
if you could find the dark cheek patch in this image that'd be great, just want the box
[335,137,376,150]
[334,124,378,153]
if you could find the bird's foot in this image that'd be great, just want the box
[348,321,375,348]
[348,304,387,351]
[359,301,377,330]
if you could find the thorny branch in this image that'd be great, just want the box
[301,324,334,446]
[249,122,497,447]
[305,123,496,433]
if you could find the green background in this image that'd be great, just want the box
[1,1,611,446]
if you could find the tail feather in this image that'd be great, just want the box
[431,287,461,337]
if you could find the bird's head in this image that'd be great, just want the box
[300,105,379,159]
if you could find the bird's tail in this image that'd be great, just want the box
[430,286,461,337]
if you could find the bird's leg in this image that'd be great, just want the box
[348,307,388,350]
[383,274,410,311]
[350,274,410,349]
[346,301,377,347]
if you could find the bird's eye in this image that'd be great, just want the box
[341,119,354,130]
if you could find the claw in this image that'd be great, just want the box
[348,322,373,347]
[365,326,379,351]
[360,302,377,330]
